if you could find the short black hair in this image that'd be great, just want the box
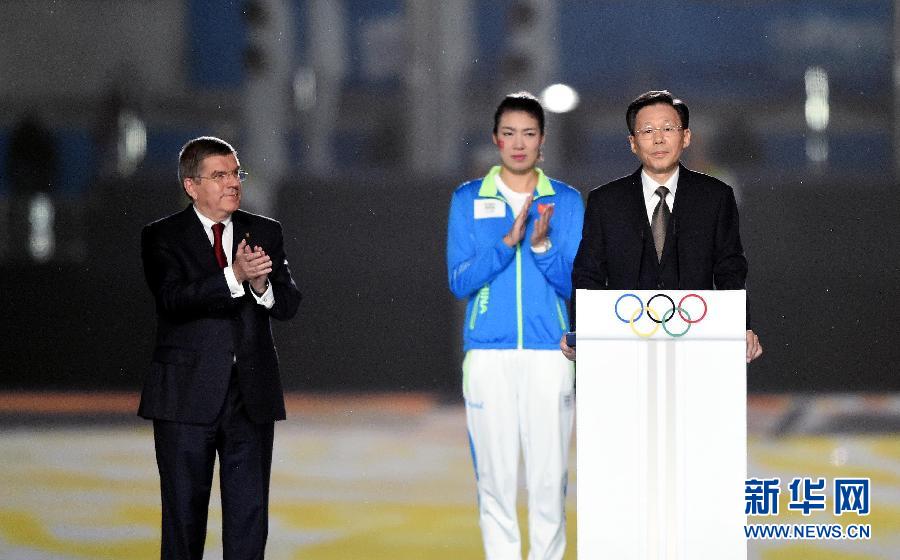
[178,136,237,186]
[625,90,689,134]
[493,91,545,135]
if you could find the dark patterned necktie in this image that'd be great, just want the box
[651,186,670,262]
[212,222,228,269]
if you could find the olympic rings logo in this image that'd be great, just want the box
[614,293,708,338]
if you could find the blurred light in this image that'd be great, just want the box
[293,66,317,112]
[830,446,848,467]
[117,110,147,176]
[804,66,829,131]
[28,193,54,262]
[806,135,828,163]
[541,83,579,114]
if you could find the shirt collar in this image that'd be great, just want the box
[192,206,232,230]
[641,166,679,202]
[478,165,555,198]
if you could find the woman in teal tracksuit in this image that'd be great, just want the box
[447,92,583,560]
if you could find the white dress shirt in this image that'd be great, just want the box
[640,167,679,226]
[192,206,274,308]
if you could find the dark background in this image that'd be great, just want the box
[1,0,898,395]
[3,174,897,394]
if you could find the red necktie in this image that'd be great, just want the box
[212,222,228,269]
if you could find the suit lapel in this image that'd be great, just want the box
[231,210,251,261]
[230,211,256,311]
[178,205,223,272]
[670,164,696,234]
[627,168,649,232]
[623,168,649,283]
[660,164,695,267]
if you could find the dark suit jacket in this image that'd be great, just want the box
[572,164,749,326]
[139,205,301,424]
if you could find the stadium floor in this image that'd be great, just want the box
[1,392,898,559]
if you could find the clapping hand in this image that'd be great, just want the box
[503,195,533,248]
[232,239,272,294]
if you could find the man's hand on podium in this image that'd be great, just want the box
[746,330,763,363]
[560,333,576,362]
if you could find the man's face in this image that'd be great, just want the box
[628,103,691,181]
[493,110,544,175]
[184,153,242,222]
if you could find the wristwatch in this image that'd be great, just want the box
[530,238,552,254]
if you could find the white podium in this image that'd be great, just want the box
[576,290,747,560]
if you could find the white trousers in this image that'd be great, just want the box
[463,349,575,560]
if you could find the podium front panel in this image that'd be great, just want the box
[576,290,746,560]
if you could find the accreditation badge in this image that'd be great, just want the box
[474,199,506,219]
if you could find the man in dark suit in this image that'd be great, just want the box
[140,136,301,559]
[562,90,762,362]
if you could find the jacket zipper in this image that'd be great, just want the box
[478,188,552,347]
[516,244,523,348]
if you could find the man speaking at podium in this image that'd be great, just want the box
[561,90,762,362]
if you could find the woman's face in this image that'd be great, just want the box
[493,110,544,174]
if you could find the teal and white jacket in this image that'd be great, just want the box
[447,166,584,351]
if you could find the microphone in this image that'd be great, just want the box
[636,225,646,285]
[671,215,681,288]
